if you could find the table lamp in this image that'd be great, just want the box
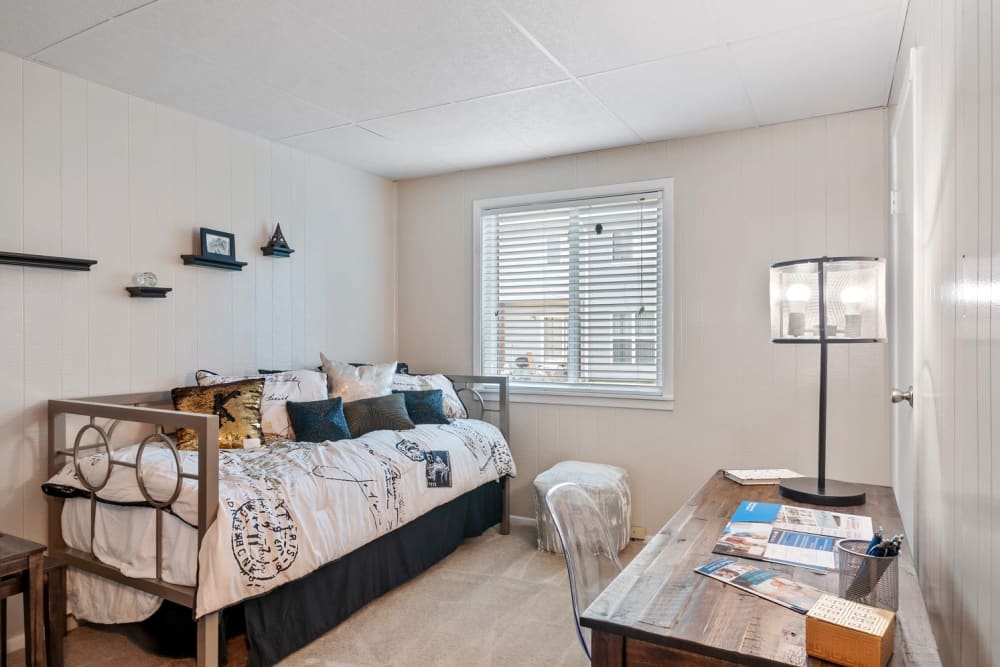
[770,256,887,506]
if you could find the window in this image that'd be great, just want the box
[612,312,632,363]
[475,180,673,404]
[612,230,635,261]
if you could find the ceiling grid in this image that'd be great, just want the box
[0,0,908,179]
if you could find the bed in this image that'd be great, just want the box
[44,374,512,666]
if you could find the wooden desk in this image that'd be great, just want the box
[580,472,941,666]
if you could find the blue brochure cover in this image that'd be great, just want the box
[730,501,782,523]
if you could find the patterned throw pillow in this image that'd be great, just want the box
[342,393,415,437]
[320,354,396,402]
[393,389,450,425]
[196,369,328,442]
[390,373,467,419]
[171,378,265,450]
[285,397,352,443]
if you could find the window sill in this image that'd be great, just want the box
[478,387,675,411]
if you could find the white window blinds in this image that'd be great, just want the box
[480,190,664,394]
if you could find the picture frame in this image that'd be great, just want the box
[200,227,236,261]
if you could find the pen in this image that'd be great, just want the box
[865,528,883,556]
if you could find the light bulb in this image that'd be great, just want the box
[841,285,867,337]
[783,283,810,337]
[840,286,866,315]
[785,283,810,313]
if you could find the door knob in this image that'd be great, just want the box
[891,386,913,407]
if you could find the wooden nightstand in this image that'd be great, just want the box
[0,534,65,667]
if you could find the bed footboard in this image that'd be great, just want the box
[47,392,222,666]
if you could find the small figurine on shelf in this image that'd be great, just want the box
[134,271,158,287]
[126,272,171,298]
[262,223,294,257]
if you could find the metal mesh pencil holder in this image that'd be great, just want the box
[836,538,899,611]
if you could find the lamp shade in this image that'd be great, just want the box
[770,257,886,343]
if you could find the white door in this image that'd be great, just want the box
[889,49,917,544]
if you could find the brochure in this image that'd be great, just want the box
[712,501,874,571]
[695,558,827,614]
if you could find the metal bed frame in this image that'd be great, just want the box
[46,374,510,666]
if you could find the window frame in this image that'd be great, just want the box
[473,179,675,410]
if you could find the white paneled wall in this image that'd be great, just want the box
[0,52,397,552]
[396,109,889,530]
[890,0,999,664]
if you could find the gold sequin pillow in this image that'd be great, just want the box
[171,378,265,450]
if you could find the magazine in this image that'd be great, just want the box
[712,501,874,571]
[695,558,827,614]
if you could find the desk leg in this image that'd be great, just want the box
[591,630,624,667]
[26,554,45,667]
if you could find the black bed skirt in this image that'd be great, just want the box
[138,479,503,666]
[244,479,502,665]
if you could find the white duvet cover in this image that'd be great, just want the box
[47,420,515,618]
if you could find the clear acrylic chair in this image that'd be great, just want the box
[544,482,624,661]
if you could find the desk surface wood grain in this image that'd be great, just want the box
[580,472,941,666]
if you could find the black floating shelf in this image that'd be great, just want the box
[181,255,247,271]
[261,246,295,257]
[126,286,172,298]
[0,251,97,271]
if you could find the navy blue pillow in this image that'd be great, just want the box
[286,397,352,443]
[393,389,450,425]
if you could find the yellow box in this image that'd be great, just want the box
[806,595,895,667]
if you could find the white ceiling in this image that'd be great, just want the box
[0,0,907,180]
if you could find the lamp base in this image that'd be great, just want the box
[778,477,866,507]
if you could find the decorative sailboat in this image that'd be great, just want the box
[261,223,295,257]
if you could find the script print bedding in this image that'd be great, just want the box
[46,420,515,617]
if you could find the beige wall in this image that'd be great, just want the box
[397,108,890,530]
[890,0,999,663]
[0,50,397,570]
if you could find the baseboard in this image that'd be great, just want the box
[5,632,24,657]
[510,514,537,526]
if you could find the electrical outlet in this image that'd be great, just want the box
[630,525,647,540]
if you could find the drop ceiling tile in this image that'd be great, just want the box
[581,47,756,142]
[471,82,638,158]
[33,17,225,103]
[730,7,904,125]
[33,10,348,139]
[497,0,720,76]
[0,0,150,56]
[208,91,346,141]
[96,0,566,122]
[283,125,457,181]
[712,0,906,43]
[288,0,567,117]
[362,101,541,173]
[109,0,361,96]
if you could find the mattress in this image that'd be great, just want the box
[61,498,195,623]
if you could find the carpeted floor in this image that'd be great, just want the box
[9,521,644,666]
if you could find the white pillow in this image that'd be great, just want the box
[390,373,468,420]
[196,369,328,442]
[320,354,397,402]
